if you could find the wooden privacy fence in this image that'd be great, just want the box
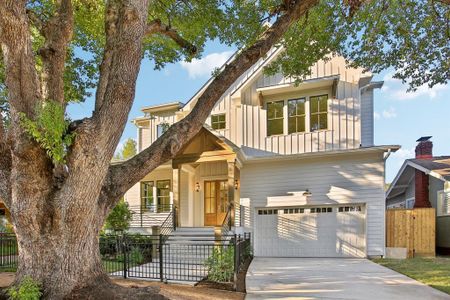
[386,208,435,258]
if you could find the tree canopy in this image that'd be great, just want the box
[0,0,448,119]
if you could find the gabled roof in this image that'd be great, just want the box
[386,156,450,200]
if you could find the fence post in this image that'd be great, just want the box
[172,206,176,230]
[233,234,238,289]
[159,234,164,282]
[122,234,127,279]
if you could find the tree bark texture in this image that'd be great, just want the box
[0,0,317,298]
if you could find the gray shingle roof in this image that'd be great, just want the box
[408,156,450,181]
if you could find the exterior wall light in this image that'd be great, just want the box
[195,182,200,192]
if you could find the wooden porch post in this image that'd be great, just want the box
[172,165,180,226]
[227,160,236,227]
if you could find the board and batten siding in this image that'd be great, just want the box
[240,151,386,256]
[137,56,374,156]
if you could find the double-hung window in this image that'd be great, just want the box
[211,114,226,130]
[267,100,284,136]
[141,181,154,210]
[157,180,171,212]
[288,98,306,134]
[310,94,328,131]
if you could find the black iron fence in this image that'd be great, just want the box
[0,232,251,284]
[0,233,17,271]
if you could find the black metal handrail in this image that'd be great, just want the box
[129,204,173,228]
[159,206,176,238]
[221,204,232,239]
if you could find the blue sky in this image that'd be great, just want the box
[67,42,449,183]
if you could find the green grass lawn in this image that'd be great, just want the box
[372,257,450,295]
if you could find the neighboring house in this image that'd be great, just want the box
[125,49,399,258]
[386,137,450,254]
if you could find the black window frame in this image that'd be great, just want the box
[310,94,328,132]
[267,100,285,136]
[288,98,306,134]
[211,113,226,130]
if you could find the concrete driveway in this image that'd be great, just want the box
[246,258,450,299]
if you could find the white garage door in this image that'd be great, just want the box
[254,205,366,257]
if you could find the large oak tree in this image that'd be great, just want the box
[0,0,448,298]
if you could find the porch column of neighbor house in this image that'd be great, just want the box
[172,165,180,226]
[152,186,157,211]
[227,159,240,227]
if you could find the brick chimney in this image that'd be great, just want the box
[415,136,433,159]
[414,136,433,208]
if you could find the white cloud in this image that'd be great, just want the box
[391,147,415,161]
[374,107,397,120]
[180,51,233,79]
[382,107,397,119]
[381,72,448,101]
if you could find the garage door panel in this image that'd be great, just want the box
[254,206,366,257]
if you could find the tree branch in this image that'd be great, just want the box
[99,0,319,208]
[39,0,74,104]
[146,19,197,56]
[95,0,120,111]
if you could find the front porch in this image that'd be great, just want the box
[126,127,242,230]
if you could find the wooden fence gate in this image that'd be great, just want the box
[386,208,435,258]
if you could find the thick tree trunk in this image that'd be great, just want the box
[14,223,107,299]
[10,187,109,299]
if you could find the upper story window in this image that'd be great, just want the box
[310,94,328,131]
[267,100,284,136]
[288,98,306,134]
[157,122,170,138]
[266,94,328,136]
[211,113,226,130]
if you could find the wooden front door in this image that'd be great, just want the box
[204,180,228,226]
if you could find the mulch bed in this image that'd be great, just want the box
[195,256,253,293]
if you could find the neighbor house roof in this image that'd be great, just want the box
[386,156,450,200]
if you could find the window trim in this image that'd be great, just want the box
[437,190,450,217]
[211,113,226,130]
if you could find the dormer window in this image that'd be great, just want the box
[288,98,306,134]
[310,94,328,131]
[211,113,226,130]
[267,101,284,136]
[266,94,328,136]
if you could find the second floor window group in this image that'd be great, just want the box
[267,94,328,136]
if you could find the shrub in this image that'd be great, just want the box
[104,199,133,233]
[8,276,42,300]
[205,246,234,282]
[129,247,144,265]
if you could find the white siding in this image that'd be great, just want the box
[138,56,373,157]
[240,152,386,256]
[361,89,374,147]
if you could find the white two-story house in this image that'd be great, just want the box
[125,48,399,258]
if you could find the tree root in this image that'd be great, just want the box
[64,279,167,300]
